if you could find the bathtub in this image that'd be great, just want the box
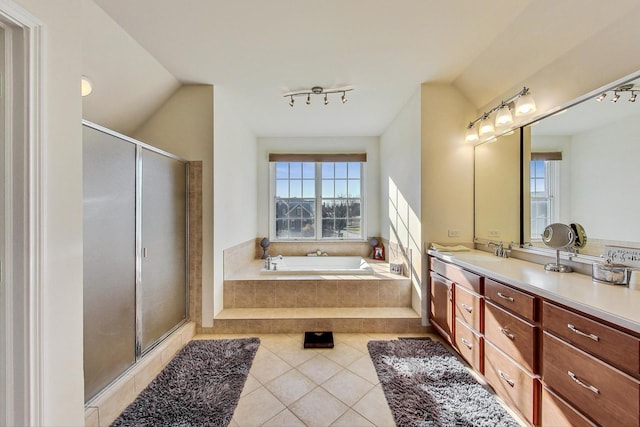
[261,256,375,275]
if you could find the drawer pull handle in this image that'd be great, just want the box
[567,324,599,342]
[460,337,473,350]
[499,327,515,340]
[568,371,600,395]
[461,303,473,313]
[497,292,514,302]
[498,370,515,387]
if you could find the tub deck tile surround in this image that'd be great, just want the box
[213,259,427,334]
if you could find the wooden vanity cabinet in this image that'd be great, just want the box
[429,271,454,344]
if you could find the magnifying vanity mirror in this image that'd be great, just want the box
[474,72,640,260]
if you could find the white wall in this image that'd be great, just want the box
[213,87,258,318]
[379,89,422,314]
[12,0,85,425]
[132,84,214,327]
[256,136,380,240]
[570,116,640,241]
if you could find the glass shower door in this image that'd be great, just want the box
[83,125,137,401]
[139,148,187,353]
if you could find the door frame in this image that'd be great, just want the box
[0,1,44,425]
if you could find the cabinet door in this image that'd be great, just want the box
[140,149,187,353]
[429,272,453,342]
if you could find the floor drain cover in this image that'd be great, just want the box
[303,331,334,348]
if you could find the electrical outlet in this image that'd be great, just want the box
[488,229,501,237]
[448,229,460,238]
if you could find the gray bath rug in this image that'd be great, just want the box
[111,338,260,427]
[368,338,519,427]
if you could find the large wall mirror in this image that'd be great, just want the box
[523,75,640,256]
[474,130,522,245]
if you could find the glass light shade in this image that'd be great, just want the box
[81,76,93,97]
[495,106,513,126]
[465,126,479,143]
[478,117,495,138]
[515,93,536,116]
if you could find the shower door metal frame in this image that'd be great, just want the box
[83,120,190,365]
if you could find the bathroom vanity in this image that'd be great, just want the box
[428,249,640,427]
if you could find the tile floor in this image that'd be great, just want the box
[193,332,441,427]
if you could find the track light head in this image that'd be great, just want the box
[611,93,620,103]
[341,92,347,104]
[289,96,294,107]
[324,94,329,105]
[306,94,311,105]
[596,93,607,102]
[630,92,637,102]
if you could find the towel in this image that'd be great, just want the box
[430,243,470,252]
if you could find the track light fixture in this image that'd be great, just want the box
[465,87,537,143]
[284,85,353,107]
[595,83,639,105]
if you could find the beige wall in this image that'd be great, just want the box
[133,85,214,328]
[421,83,477,249]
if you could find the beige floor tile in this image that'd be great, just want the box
[289,387,349,427]
[321,342,365,367]
[265,369,317,406]
[259,333,301,353]
[330,409,376,427]
[239,374,261,397]
[297,354,344,385]
[352,385,395,427]
[262,409,306,427]
[250,347,293,384]
[322,370,375,407]
[345,354,380,385]
[275,346,318,367]
[231,386,286,426]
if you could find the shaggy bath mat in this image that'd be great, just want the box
[111,338,260,427]
[368,338,519,427]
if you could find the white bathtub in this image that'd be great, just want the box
[261,256,374,275]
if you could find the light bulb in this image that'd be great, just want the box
[495,105,513,126]
[478,116,495,138]
[515,92,536,116]
[465,126,479,143]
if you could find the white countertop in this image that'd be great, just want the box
[428,249,640,334]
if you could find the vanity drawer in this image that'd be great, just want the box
[543,332,640,427]
[455,317,483,373]
[485,301,537,373]
[543,301,640,377]
[484,341,539,425]
[485,278,536,322]
[454,285,482,332]
[430,257,482,294]
[541,386,596,427]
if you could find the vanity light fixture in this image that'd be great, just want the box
[284,85,353,107]
[464,86,536,143]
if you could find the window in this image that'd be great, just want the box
[530,158,560,240]
[271,156,364,240]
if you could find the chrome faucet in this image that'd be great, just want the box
[264,256,272,270]
[487,241,509,258]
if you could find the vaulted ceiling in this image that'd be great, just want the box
[83,0,640,137]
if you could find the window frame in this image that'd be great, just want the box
[530,159,560,241]
[269,159,367,242]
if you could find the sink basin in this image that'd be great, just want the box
[448,253,505,262]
